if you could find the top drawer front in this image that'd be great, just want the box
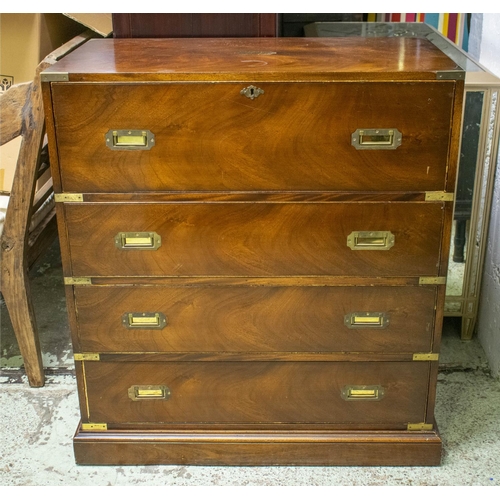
[52,82,454,193]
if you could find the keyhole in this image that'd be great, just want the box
[241,86,263,100]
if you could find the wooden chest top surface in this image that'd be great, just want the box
[45,37,462,81]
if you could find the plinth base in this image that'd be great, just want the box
[73,425,442,466]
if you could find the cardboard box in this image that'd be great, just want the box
[0,13,111,192]
[0,137,22,193]
[63,13,113,37]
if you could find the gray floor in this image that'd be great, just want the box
[1,241,499,486]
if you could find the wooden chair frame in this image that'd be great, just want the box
[0,31,95,387]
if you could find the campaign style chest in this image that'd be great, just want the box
[41,37,464,466]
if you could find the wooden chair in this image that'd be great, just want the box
[0,31,95,387]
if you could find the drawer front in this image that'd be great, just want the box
[83,361,430,425]
[65,202,444,277]
[74,285,436,353]
[52,82,454,192]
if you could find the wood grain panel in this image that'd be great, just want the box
[74,285,436,353]
[52,82,453,193]
[64,202,444,277]
[83,361,430,425]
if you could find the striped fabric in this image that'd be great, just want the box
[369,13,470,51]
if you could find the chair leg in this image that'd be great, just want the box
[0,33,95,387]
[1,251,44,387]
[0,68,45,386]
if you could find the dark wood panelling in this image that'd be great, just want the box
[112,14,278,38]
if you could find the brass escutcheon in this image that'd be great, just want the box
[240,85,264,100]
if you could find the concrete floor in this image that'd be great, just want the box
[1,240,499,485]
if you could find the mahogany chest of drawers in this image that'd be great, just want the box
[41,37,464,466]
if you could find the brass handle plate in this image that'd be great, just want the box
[105,129,155,150]
[341,385,385,401]
[115,232,161,250]
[351,129,402,150]
[122,312,167,330]
[347,231,395,250]
[344,312,389,329]
[128,385,170,401]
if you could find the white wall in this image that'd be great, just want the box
[471,13,500,377]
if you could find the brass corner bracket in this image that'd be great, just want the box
[407,422,434,431]
[81,423,107,431]
[74,353,100,361]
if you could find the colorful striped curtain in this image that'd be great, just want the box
[367,13,470,52]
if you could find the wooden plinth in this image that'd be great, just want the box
[73,425,442,466]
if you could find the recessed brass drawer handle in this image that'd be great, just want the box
[128,385,171,401]
[347,231,395,250]
[341,385,385,401]
[115,232,161,250]
[122,312,167,330]
[105,129,155,150]
[351,128,402,150]
[344,312,389,328]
